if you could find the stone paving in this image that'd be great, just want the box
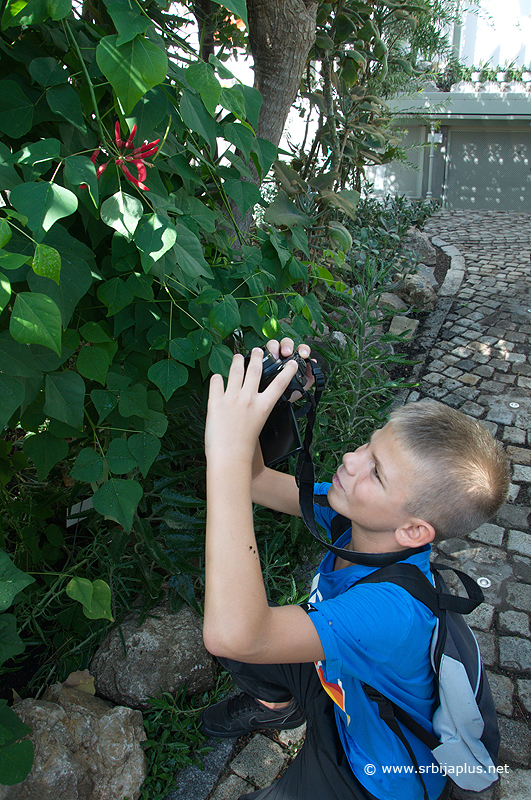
[168,210,531,800]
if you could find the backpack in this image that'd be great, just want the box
[357,563,500,798]
[307,498,500,797]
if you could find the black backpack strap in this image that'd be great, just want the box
[363,685,432,800]
[359,564,443,800]
[431,563,484,614]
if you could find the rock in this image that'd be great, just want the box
[405,227,438,265]
[378,292,409,311]
[0,686,147,800]
[91,602,214,710]
[396,273,438,311]
[416,263,439,288]
[388,316,419,340]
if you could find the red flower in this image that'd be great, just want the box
[114,122,160,191]
[85,122,160,192]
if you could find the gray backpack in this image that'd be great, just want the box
[357,563,500,798]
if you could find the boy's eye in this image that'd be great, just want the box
[373,465,381,482]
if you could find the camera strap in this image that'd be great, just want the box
[294,363,424,568]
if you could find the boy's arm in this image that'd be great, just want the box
[251,443,301,517]
[203,347,324,664]
[250,338,314,517]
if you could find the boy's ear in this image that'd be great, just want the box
[395,519,436,548]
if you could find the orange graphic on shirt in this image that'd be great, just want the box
[315,662,350,724]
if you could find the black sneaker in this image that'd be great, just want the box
[200,692,305,738]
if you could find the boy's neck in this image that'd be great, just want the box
[347,522,406,556]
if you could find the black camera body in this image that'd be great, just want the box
[244,347,308,467]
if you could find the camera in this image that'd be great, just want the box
[244,347,309,467]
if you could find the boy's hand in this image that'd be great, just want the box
[265,337,315,400]
[205,347,299,465]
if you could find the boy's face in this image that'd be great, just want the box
[328,423,418,540]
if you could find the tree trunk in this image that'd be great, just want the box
[247,0,318,148]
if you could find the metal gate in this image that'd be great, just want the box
[445,128,531,210]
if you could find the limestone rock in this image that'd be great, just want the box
[388,316,419,340]
[0,686,146,800]
[405,227,437,265]
[90,602,214,710]
[396,272,437,311]
[378,292,409,312]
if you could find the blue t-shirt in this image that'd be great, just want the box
[307,482,447,800]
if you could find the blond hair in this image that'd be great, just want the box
[388,400,510,540]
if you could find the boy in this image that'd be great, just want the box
[202,339,510,800]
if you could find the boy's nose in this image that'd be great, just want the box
[343,447,366,474]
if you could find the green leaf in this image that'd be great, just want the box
[211,0,247,26]
[101,191,143,241]
[223,122,254,161]
[32,243,61,285]
[0,699,32,747]
[9,182,78,241]
[187,328,212,359]
[96,34,168,115]
[142,409,167,438]
[134,214,177,273]
[97,277,135,316]
[0,252,29,271]
[79,322,112,344]
[173,222,213,279]
[208,344,233,376]
[318,188,360,221]
[147,360,188,401]
[105,0,150,46]
[27,243,93,330]
[261,316,281,339]
[251,138,277,179]
[169,337,195,367]
[106,438,137,474]
[92,478,143,533]
[0,739,34,786]
[29,56,69,87]
[0,144,21,192]
[264,190,314,229]
[0,81,33,138]
[0,220,11,249]
[2,0,71,28]
[126,272,154,300]
[179,90,217,155]
[76,345,111,386]
[0,374,24,430]
[84,579,113,621]
[186,61,221,117]
[219,87,246,121]
[0,616,25,668]
[64,155,99,207]
[119,383,149,418]
[23,431,68,480]
[66,576,93,609]
[71,447,104,482]
[235,84,262,130]
[209,294,241,338]
[10,293,62,356]
[0,276,10,313]
[0,551,35,612]
[127,432,161,478]
[44,371,85,431]
[13,138,61,174]
[90,389,117,424]
[224,179,262,216]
